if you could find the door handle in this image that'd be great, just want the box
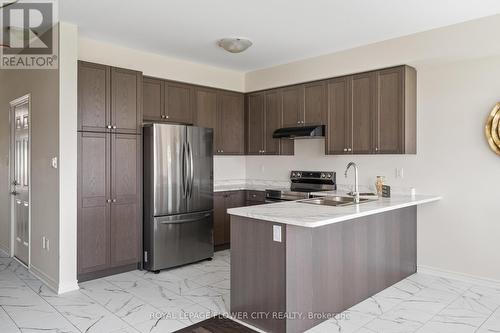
[182,142,187,198]
[188,142,194,198]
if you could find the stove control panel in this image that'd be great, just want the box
[290,170,335,181]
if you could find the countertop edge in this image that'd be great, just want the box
[227,196,442,228]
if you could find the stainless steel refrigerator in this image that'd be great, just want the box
[143,123,214,272]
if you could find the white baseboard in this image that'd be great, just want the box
[57,281,79,294]
[418,265,500,289]
[29,264,59,293]
[29,265,79,294]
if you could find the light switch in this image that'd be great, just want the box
[51,157,58,169]
[273,225,282,242]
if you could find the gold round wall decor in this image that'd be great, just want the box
[485,102,500,155]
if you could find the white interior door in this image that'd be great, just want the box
[10,96,30,266]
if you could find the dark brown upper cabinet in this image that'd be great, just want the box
[78,61,141,134]
[194,87,218,153]
[164,81,193,124]
[281,85,303,127]
[325,65,416,155]
[351,71,376,154]
[264,90,281,154]
[303,81,327,126]
[246,90,289,155]
[142,78,193,124]
[193,88,245,155]
[142,77,164,121]
[217,91,245,155]
[111,68,142,134]
[326,76,351,155]
[78,62,110,132]
[374,66,416,154]
[246,92,265,155]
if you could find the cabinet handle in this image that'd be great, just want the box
[375,147,379,152]
[161,115,165,119]
[107,125,112,129]
[166,115,169,119]
[112,199,117,203]
[112,125,117,129]
[348,148,352,152]
[106,199,111,203]
[343,148,347,152]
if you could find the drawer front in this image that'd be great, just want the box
[246,190,265,203]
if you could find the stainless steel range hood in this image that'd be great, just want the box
[272,125,325,139]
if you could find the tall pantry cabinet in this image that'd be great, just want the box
[77,61,142,282]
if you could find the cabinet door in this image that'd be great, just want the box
[264,90,281,155]
[351,72,376,154]
[213,192,226,246]
[218,91,245,155]
[111,67,141,134]
[281,85,303,127]
[194,87,218,154]
[110,133,140,267]
[303,81,327,125]
[246,93,265,155]
[143,78,163,121]
[77,132,110,275]
[327,76,351,154]
[165,82,193,124]
[375,67,404,154]
[224,191,246,244]
[78,61,110,132]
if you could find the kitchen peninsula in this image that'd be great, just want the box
[227,193,441,333]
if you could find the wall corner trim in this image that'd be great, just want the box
[417,265,500,289]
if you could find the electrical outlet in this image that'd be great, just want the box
[395,168,404,179]
[273,225,282,242]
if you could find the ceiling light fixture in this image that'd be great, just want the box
[217,38,252,53]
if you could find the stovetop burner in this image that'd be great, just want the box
[265,170,336,202]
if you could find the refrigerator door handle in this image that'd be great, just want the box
[188,141,194,198]
[157,213,212,224]
[181,142,187,198]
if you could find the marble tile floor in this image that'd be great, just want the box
[0,248,500,333]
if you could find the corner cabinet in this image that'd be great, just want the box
[77,61,142,282]
[326,65,416,155]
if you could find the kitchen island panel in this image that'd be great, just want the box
[231,206,417,333]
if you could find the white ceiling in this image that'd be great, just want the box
[60,0,500,72]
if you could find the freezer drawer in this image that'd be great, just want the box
[144,210,214,271]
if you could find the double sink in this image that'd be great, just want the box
[299,195,378,207]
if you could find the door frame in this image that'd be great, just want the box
[9,94,32,268]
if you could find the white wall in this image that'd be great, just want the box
[246,14,500,91]
[214,156,246,182]
[79,37,245,92]
[245,56,500,282]
[58,22,79,293]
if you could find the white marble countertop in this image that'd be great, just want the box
[227,191,441,228]
[213,180,289,192]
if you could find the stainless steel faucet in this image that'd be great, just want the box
[344,162,360,203]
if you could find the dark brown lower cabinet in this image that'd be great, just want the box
[77,132,141,282]
[213,190,251,250]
